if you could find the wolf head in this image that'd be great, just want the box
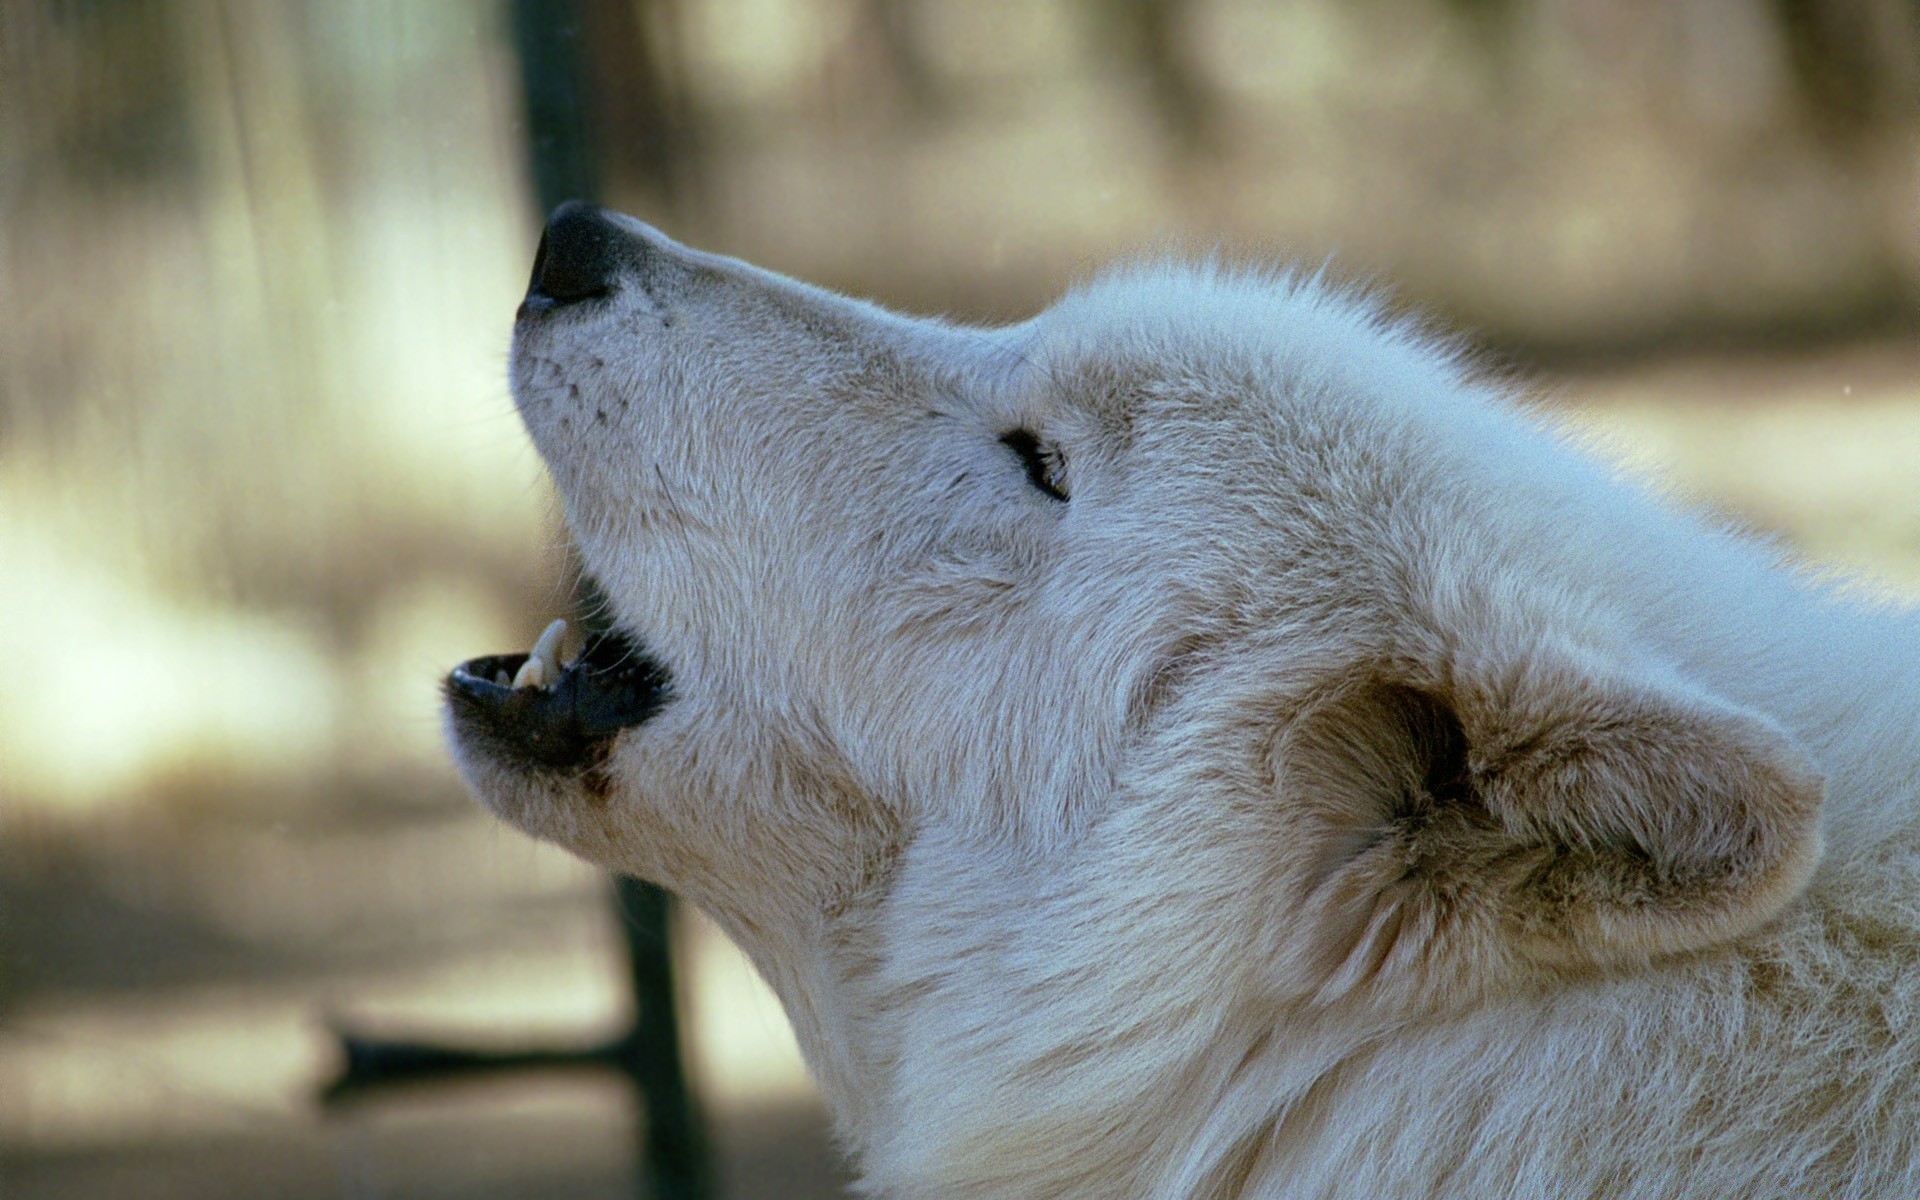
[447,205,1821,1041]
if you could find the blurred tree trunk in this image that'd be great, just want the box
[864,0,950,119]
[590,0,703,218]
[1101,0,1216,156]
[1772,0,1919,147]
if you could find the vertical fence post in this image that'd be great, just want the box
[509,5,711,1198]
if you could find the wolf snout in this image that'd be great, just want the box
[521,200,642,312]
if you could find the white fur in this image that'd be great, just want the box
[450,215,1920,1197]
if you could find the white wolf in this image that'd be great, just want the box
[445,203,1920,1198]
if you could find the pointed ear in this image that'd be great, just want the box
[1271,648,1824,1009]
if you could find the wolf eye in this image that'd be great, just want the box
[1000,428,1068,502]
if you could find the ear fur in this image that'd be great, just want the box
[1272,648,1825,1009]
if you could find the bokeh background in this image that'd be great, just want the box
[3,1,1916,1196]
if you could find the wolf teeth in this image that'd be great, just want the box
[511,618,570,690]
[531,618,568,679]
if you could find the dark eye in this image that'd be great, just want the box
[1000,428,1068,502]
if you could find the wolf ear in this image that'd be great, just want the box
[1272,648,1824,1008]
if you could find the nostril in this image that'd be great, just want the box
[529,200,624,304]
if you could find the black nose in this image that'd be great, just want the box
[527,201,626,304]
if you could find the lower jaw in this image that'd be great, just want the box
[445,627,671,770]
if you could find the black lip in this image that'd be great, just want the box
[446,629,670,770]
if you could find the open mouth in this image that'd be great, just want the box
[445,620,670,770]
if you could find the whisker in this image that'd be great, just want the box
[653,462,690,530]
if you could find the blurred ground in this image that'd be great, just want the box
[1,799,850,1199]
[2,1,1915,1196]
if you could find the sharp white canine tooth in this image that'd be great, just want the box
[511,657,547,690]
[531,618,568,681]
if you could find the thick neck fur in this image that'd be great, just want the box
[755,505,1920,1199]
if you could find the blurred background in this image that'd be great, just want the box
[2,1,1916,1196]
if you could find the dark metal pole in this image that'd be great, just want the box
[510,0,601,209]
[614,874,710,1198]
[509,5,710,1198]
[322,9,708,1199]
